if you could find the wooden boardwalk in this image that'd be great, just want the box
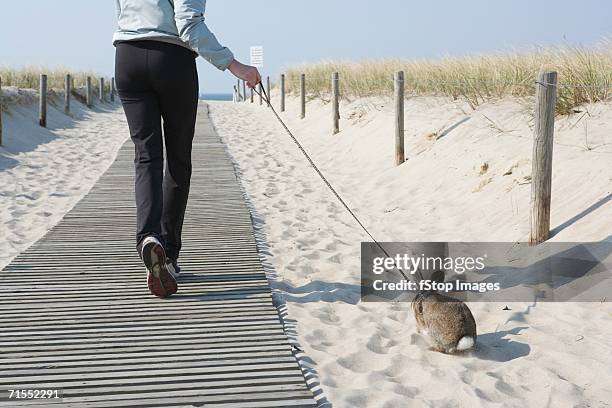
[0,103,316,408]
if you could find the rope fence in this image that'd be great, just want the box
[0,73,116,143]
[234,68,609,246]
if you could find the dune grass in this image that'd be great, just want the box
[283,42,612,115]
[0,66,110,92]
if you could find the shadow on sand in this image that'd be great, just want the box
[550,193,612,237]
[474,326,531,362]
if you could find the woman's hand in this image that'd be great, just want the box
[228,60,262,88]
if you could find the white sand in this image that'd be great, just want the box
[0,89,128,269]
[209,96,611,408]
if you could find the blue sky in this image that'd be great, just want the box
[0,0,610,93]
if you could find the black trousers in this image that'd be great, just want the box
[115,40,199,260]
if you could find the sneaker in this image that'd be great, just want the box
[140,236,177,298]
[166,258,181,279]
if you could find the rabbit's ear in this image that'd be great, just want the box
[413,295,423,314]
[430,270,445,283]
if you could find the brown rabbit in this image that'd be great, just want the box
[412,271,477,353]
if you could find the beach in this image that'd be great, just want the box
[209,96,611,407]
[1,0,610,406]
[1,87,610,407]
[0,89,128,269]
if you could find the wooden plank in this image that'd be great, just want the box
[4,400,315,408]
[1,345,293,365]
[0,298,273,314]
[2,383,310,406]
[2,393,316,408]
[0,363,304,385]
[2,354,297,372]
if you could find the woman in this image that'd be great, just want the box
[113,0,261,298]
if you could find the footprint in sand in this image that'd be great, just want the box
[302,251,320,261]
[324,241,338,252]
[297,264,315,277]
[311,304,342,325]
[280,230,296,240]
[366,333,398,354]
[392,384,419,398]
[304,329,335,351]
[327,253,343,264]
[382,355,412,378]
[344,393,374,408]
[337,352,374,373]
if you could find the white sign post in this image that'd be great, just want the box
[250,46,264,69]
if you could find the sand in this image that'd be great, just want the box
[0,89,128,269]
[209,95,611,408]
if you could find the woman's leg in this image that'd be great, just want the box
[147,43,199,261]
[115,42,164,253]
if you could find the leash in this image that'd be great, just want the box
[252,84,417,283]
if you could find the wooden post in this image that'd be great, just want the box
[236,79,241,101]
[332,72,340,135]
[250,87,254,103]
[110,77,116,102]
[529,71,558,245]
[280,74,286,112]
[394,71,405,165]
[64,74,71,114]
[86,76,93,108]
[0,76,3,146]
[266,76,271,106]
[39,74,47,127]
[242,80,246,103]
[300,73,306,119]
[99,77,105,102]
[259,83,263,105]
[233,85,238,103]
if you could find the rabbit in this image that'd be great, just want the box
[412,270,477,353]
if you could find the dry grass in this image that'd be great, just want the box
[0,66,110,92]
[283,42,612,115]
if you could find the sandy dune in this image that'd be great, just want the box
[209,96,611,408]
[0,90,129,269]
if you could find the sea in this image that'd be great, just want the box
[200,93,233,101]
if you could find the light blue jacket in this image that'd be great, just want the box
[113,0,234,70]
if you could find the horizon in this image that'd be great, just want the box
[0,0,610,93]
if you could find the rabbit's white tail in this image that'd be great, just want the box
[457,336,475,351]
